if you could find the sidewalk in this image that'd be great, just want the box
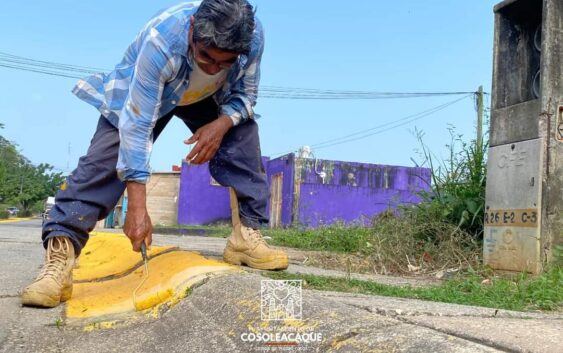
[145,229,438,287]
[0,222,561,353]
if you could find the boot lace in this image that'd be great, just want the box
[36,237,71,283]
[245,227,267,246]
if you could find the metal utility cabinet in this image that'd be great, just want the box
[485,0,562,273]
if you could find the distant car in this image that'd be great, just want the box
[6,207,19,216]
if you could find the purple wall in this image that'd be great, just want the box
[177,157,271,226]
[294,158,431,227]
[177,154,431,228]
[298,184,425,227]
[297,159,430,192]
[177,161,231,225]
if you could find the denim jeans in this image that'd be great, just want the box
[43,98,269,255]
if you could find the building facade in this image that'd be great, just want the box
[177,154,431,228]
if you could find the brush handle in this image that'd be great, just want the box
[140,242,148,261]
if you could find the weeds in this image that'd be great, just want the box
[413,126,487,239]
[263,266,562,312]
[266,223,370,253]
[362,213,481,274]
[54,317,64,330]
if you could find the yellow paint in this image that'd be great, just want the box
[83,320,118,332]
[236,299,261,311]
[283,319,320,331]
[247,323,258,333]
[0,217,34,224]
[67,233,239,320]
[73,232,176,282]
[134,288,174,312]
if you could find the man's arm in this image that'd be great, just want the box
[117,35,175,183]
[118,34,175,251]
[124,181,152,252]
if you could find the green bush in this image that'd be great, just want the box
[20,209,33,217]
[31,200,45,214]
[0,210,9,219]
[414,126,487,239]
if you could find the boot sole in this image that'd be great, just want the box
[21,290,61,308]
[21,285,72,308]
[223,248,288,270]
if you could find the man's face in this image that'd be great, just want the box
[189,19,239,75]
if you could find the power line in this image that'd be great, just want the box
[0,51,482,100]
[271,94,472,157]
[259,93,471,100]
[0,63,84,79]
[0,51,106,73]
[313,95,470,149]
[0,51,478,164]
[314,95,471,150]
[261,85,474,95]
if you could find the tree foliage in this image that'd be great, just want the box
[0,131,65,212]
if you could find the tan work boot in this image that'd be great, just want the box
[21,236,76,308]
[223,226,289,270]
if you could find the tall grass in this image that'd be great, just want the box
[413,126,487,239]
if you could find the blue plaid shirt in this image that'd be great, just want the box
[72,2,264,183]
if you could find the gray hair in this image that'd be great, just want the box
[193,0,256,55]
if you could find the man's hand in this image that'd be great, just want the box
[123,181,152,252]
[185,115,233,164]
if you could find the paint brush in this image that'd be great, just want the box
[133,243,149,311]
[140,243,148,273]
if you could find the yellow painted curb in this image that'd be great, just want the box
[74,232,176,282]
[0,217,34,224]
[67,232,239,321]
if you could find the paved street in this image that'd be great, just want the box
[0,221,561,353]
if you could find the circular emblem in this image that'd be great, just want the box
[502,229,514,244]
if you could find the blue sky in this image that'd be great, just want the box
[0,1,497,173]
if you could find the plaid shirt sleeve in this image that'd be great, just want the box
[219,23,265,126]
[116,32,176,184]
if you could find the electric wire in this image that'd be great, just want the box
[313,95,471,150]
[0,51,476,157]
[0,63,84,79]
[313,95,470,148]
[270,94,472,157]
[0,51,107,73]
[0,51,482,100]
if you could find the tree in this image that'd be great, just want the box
[0,129,65,212]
